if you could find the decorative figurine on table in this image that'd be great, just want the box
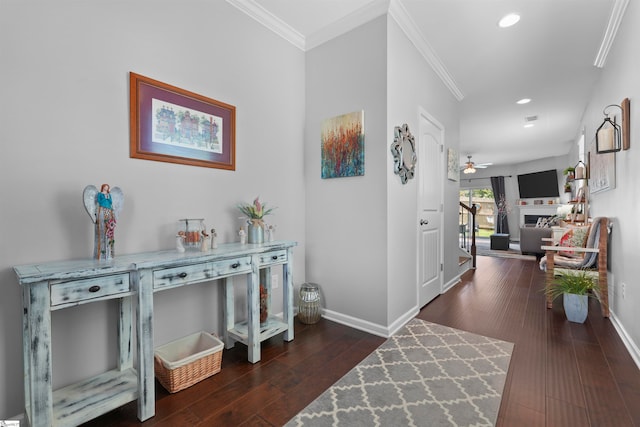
[83,183,124,261]
[200,228,210,252]
[176,231,186,253]
[267,224,276,242]
[239,226,246,244]
[210,228,218,249]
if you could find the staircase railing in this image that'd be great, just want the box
[459,202,477,268]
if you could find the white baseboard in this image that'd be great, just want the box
[319,278,464,338]
[321,306,418,338]
[609,309,640,370]
[443,275,462,293]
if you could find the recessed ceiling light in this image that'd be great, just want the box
[517,98,531,104]
[524,123,535,128]
[499,13,520,28]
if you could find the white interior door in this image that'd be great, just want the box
[418,109,444,307]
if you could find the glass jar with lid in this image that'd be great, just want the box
[178,218,205,249]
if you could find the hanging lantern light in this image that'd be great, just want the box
[595,104,622,154]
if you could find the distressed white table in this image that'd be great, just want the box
[14,240,296,427]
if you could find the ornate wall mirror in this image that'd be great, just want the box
[391,123,417,184]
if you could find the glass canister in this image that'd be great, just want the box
[178,218,205,249]
[298,282,322,324]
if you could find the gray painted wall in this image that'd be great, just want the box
[2,0,639,419]
[578,0,640,359]
[0,1,306,417]
[305,17,390,328]
[304,15,460,333]
[387,16,461,323]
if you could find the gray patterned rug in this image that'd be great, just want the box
[285,318,513,427]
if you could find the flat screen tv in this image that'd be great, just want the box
[517,169,560,198]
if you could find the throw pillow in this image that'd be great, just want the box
[558,225,590,258]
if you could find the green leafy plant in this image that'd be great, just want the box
[545,270,598,301]
[237,197,275,220]
[563,166,575,176]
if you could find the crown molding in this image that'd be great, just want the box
[594,0,629,68]
[388,0,464,100]
[305,0,390,50]
[226,0,305,51]
[227,0,464,101]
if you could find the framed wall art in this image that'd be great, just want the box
[321,110,364,179]
[447,148,459,181]
[588,137,615,194]
[130,72,236,170]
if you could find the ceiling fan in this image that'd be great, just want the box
[461,155,491,174]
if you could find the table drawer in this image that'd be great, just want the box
[51,274,130,306]
[257,250,288,266]
[153,256,252,290]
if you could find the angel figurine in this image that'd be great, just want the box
[176,231,186,253]
[83,184,124,260]
[210,228,218,249]
[200,228,211,252]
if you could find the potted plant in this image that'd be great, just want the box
[563,166,575,179]
[237,197,275,244]
[545,270,598,323]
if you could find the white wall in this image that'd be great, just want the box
[305,17,389,328]
[304,14,461,333]
[578,0,640,358]
[0,0,306,417]
[387,16,460,323]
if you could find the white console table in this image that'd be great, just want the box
[13,241,296,427]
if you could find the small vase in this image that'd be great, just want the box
[248,223,264,244]
[563,293,588,323]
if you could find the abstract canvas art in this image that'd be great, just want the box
[321,111,364,178]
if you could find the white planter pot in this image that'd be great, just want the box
[563,293,588,323]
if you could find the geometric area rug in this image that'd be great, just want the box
[285,318,514,427]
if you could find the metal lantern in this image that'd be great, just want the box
[595,105,622,153]
[298,283,322,324]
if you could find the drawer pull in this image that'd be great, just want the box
[231,262,240,269]
[178,272,188,278]
[89,285,101,293]
[272,255,278,260]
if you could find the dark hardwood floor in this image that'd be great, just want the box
[83,255,640,426]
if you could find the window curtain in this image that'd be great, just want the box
[490,176,509,235]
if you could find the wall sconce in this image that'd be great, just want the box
[595,98,630,154]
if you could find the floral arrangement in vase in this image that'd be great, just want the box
[238,197,276,243]
[495,195,511,234]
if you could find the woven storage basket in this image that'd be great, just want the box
[154,331,223,393]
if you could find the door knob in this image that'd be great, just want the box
[420,219,429,225]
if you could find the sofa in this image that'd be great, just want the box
[519,225,553,255]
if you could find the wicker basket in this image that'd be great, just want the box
[154,331,223,393]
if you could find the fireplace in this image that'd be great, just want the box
[524,214,552,225]
[518,204,558,227]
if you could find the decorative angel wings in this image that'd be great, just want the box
[83,185,124,223]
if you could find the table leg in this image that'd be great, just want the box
[222,277,235,349]
[134,270,155,421]
[118,296,133,370]
[25,281,53,427]
[283,248,294,342]
[247,256,260,363]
